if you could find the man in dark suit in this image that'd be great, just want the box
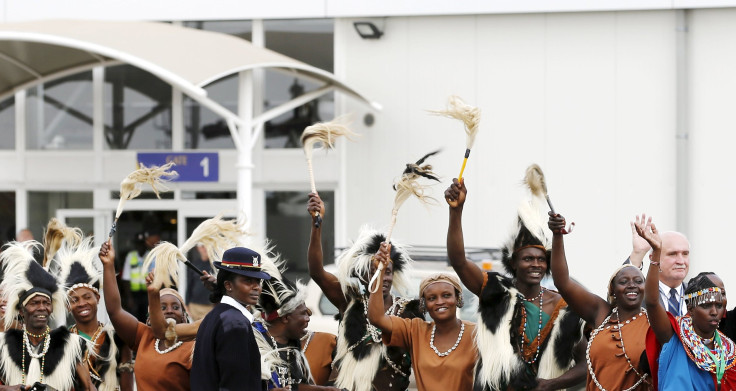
[625,219,689,316]
[190,247,271,390]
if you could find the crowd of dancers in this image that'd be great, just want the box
[0,164,734,391]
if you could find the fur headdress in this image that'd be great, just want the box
[50,237,102,295]
[0,241,66,330]
[500,166,553,275]
[335,226,412,298]
[257,252,308,326]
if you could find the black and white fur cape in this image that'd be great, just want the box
[333,296,423,391]
[474,272,584,391]
[0,327,86,391]
[77,324,122,391]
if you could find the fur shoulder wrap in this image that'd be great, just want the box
[474,272,584,391]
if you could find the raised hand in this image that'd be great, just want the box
[632,214,661,251]
[444,178,467,209]
[630,219,652,255]
[200,271,217,292]
[145,271,160,294]
[372,242,392,270]
[548,212,567,235]
[307,192,326,221]
[99,241,115,267]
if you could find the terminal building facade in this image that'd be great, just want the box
[1,1,735,293]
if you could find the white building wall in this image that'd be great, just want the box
[689,8,736,292]
[338,11,678,296]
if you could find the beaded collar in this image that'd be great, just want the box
[679,315,736,381]
[586,308,649,391]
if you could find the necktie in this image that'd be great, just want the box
[668,288,680,316]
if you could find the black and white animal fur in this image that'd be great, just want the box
[332,227,416,391]
[474,273,583,391]
[0,327,86,391]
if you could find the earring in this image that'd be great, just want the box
[457,294,464,309]
[418,298,426,314]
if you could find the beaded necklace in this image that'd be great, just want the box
[519,287,544,365]
[71,322,105,382]
[22,325,51,385]
[344,295,410,378]
[346,295,404,351]
[154,338,183,354]
[679,315,736,386]
[586,308,649,391]
[269,334,295,386]
[301,331,313,353]
[429,321,465,357]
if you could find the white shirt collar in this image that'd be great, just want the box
[221,295,254,323]
[659,280,684,299]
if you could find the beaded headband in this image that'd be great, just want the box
[684,287,726,307]
[68,283,99,295]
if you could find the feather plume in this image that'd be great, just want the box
[430,95,481,149]
[143,242,185,288]
[115,162,178,218]
[369,151,439,292]
[300,118,357,161]
[42,218,85,267]
[392,150,441,210]
[524,164,548,198]
[50,236,102,291]
[179,213,250,269]
[335,226,412,298]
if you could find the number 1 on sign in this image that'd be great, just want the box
[200,157,209,177]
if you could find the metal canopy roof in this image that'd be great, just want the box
[0,19,378,108]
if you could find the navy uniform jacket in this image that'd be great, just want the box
[190,302,265,390]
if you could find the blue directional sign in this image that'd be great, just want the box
[137,152,219,182]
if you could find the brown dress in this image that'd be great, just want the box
[303,331,337,386]
[586,313,653,390]
[133,322,195,391]
[385,317,477,391]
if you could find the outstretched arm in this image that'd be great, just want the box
[635,215,673,344]
[307,192,348,313]
[445,179,484,296]
[145,272,201,342]
[367,243,393,339]
[549,212,609,326]
[99,241,140,348]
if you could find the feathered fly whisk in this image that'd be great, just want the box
[524,163,573,233]
[430,95,481,180]
[143,213,250,285]
[109,162,178,238]
[368,150,440,293]
[300,118,357,228]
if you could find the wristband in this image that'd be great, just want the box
[649,261,660,267]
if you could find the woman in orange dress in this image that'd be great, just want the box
[100,241,196,391]
[549,212,652,390]
[367,242,477,391]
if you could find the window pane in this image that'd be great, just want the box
[264,19,335,149]
[104,65,172,150]
[26,73,94,150]
[183,76,236,150]
[182,20,252,150]
[265,191,334,276]
[0,192,15,243]
[0,97,15,149]
[27,191,93,241]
